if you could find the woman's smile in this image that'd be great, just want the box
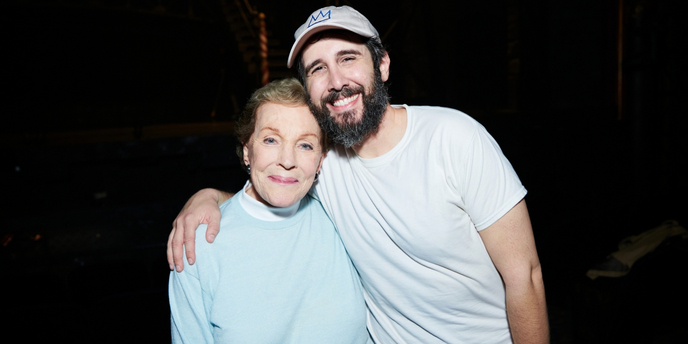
[268,175,299,185]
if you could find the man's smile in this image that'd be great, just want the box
[332,93,360,107]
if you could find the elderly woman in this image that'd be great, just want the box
[168,78,370,344]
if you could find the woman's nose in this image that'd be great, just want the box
[278,147,296,170]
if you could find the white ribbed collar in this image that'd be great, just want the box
[238,180,300,221]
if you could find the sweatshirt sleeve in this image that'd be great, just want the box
[169,226,215,343]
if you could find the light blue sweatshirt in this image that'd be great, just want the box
[169,189,370,344]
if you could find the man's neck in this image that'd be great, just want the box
[352,104,407,159]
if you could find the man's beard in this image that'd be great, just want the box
[307,71,390,148]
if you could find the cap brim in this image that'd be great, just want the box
[287,24,375,68]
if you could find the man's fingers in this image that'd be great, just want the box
[172,221,186,272]
[206,218,220,243]
[204,203,223,243]
[166,229,175,270]
[183,217,197,266]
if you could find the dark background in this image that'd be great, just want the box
[2,0,687,343]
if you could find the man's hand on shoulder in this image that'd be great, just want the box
[167,188,233,272]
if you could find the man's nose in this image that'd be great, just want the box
[328,66,349,92]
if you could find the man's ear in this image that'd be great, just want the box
[379,52,391,82]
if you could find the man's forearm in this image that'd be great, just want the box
[194,188,233,205]
[217,190,233,204]
[505,265,549,344]
[478,201,549,343]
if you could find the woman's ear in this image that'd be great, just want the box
[316,153,325,173]
[243,144,250,167]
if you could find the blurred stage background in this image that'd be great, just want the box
[2,0,687,343]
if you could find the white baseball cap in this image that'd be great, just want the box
[287,6,380,68]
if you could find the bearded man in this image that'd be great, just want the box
[168,6,549,344]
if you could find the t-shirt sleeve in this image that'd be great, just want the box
[457,122,527,231]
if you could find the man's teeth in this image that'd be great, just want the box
[332,94,360,107]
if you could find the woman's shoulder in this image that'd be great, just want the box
[193,196,242,251]
[300,194,325,213]
[299,194,336,228]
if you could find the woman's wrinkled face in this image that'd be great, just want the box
[243,102,325,208]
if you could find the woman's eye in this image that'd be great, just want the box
[263,137,277,144]
[299,143,314,150]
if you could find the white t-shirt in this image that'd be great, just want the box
[313,105,527,344]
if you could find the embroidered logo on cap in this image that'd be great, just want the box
[307,10,331,28]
